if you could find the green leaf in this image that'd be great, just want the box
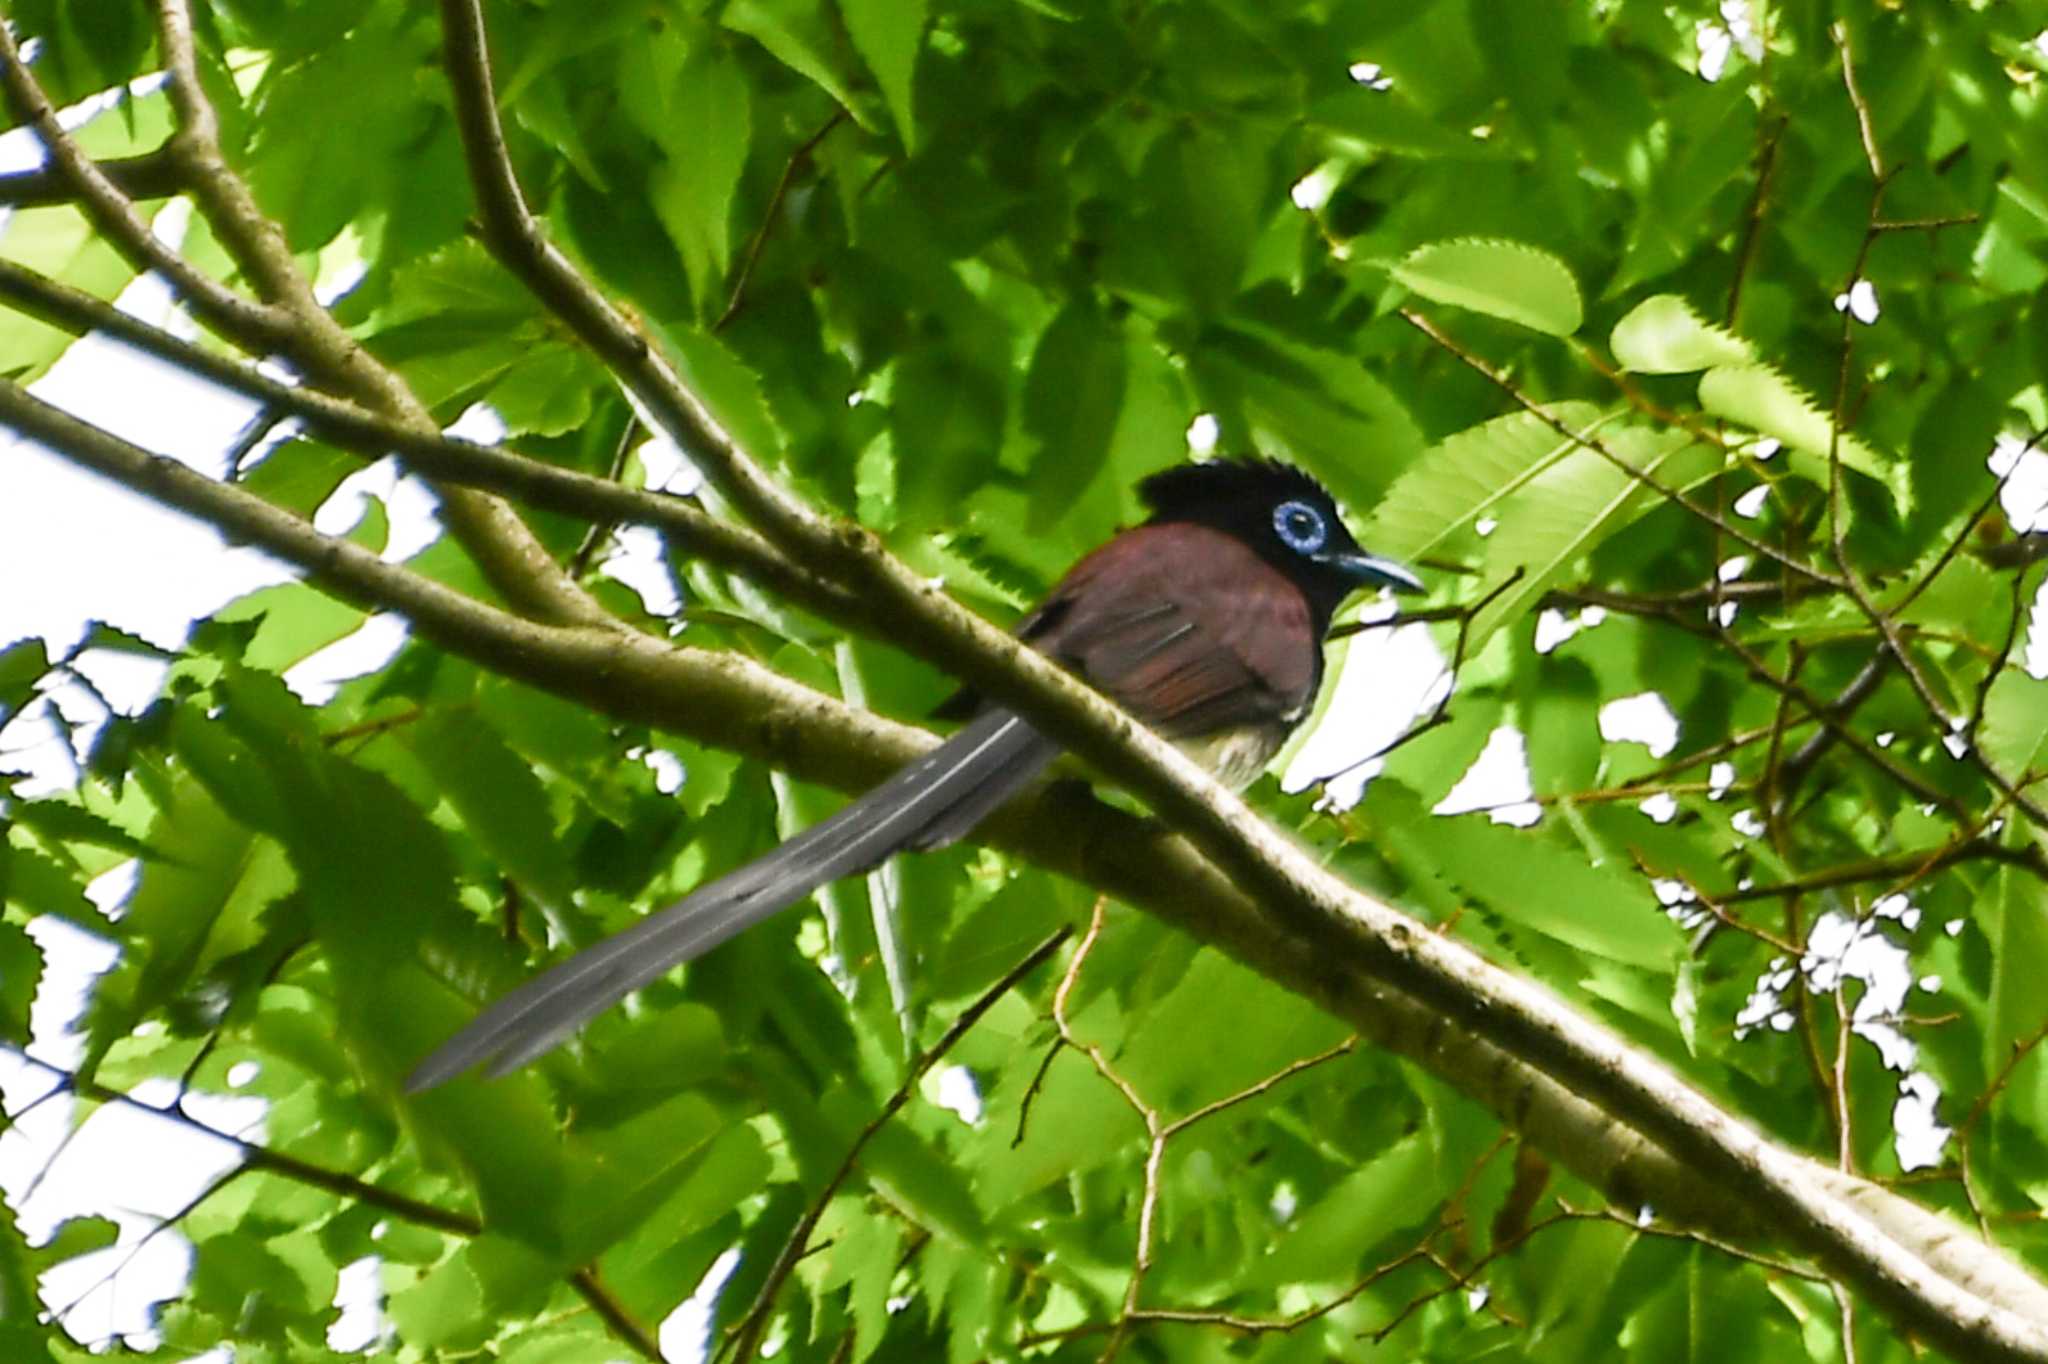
[1981,668,2048,780]
[214,582,368,674]
[642,46,753,308]
[644,322,791,466]
[1986,823,2048,1076]
[8,798,157,861]
[362,241,605,436]
[238,439,361,517]
[1021,303,1127,528]
[0,638,51,728]
[406,709,579,916]
[1697,363,1904,508]
[724,0,874,126]
[1191,324,1426,510]
[0,921,42,1046]
[0,208,135,382]
[1367,406,1720,647]
[840,0,926,150]
[1374,785,1679,970]
[1257,1131,1437,1287]
[1610,294,1757,373]
[1392,238,1584,337]
[84,774,291,1062]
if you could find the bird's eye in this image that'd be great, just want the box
[1272,499,1327,554]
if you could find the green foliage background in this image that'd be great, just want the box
[7,0,2048,1360]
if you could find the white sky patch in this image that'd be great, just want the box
[1717,555,1751,583]
[328,1256,386,1352]
[638,747,687,795]
[1733,485,1770,518]
[1436,724,1540,826]
[1695,20,1734,81]
[1989,431,2048,532]
[1638,791,1678,823]
[1186,412,1220,455]
[284,612,411,705]
[1290,162,1344,213]
[1709,761,1736,798]
[1736,908,1951,1170]
[1833,279,1880,325]
[310,455,446,562]
[1347,61,1392,91]
[1285,606,1445,809]
[1599,692,1679,757]
[932,1065,984,1125]
[1532,608,1578,654]
[602,523,683,617]
[661,1248,742,1364]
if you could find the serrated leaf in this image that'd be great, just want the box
[0,209,134,383]
[1192,324,1426,510]
[1475,424,1717,644]
[1610,294,1756,373]
[724,0,873,127]
[8,799,158,861]
[1367,406,1717,646]
[0,638,51,728]
[1393,238,1583,337]
[644,46,752,308]
[1380,800,1678,969]
[1986,824,2048,1076]
[640,321,790,467]
[1697,363,1902,507]
[213,582,368,674]
[1367,403,1606,557]
[1022,303,1127,529]
[239,439,360,517]
[406,709,578,919]
[841,0,926,150]
[0,921,42,1045]
[1980,669,2048,779]
[1257,1131,1436,1286]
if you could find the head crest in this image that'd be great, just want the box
[1136,459,1336,520]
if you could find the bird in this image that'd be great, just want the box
[407,459,1421,1090]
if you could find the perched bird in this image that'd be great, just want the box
[408,460,1420,1089]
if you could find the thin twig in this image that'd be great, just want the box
[1403,309,1844,589]
[717,930,1069,1364]
[715,109,849,332]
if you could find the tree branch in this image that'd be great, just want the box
[10,346,2046,1358]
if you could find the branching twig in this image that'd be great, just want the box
[715,109,849,332]
[1402,309,1845,589]
[717,930,1069,1364]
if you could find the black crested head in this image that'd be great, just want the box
[1136,459,1422,625]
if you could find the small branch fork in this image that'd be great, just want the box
[1037,900,1360,1362]
[715,930,1070,1364]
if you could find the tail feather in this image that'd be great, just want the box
[406,710,1059,1089]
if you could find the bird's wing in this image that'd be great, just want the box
[406,708,1059,1088]
[1028,522,1320,738]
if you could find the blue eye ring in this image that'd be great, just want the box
[1272,499,1327,554]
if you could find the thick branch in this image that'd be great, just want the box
[0,253,865,629]
[438,0,821,551]
[147,0,604,629]
[0,148,183,206]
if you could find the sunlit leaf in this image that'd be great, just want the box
[1393,238,1584,337]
